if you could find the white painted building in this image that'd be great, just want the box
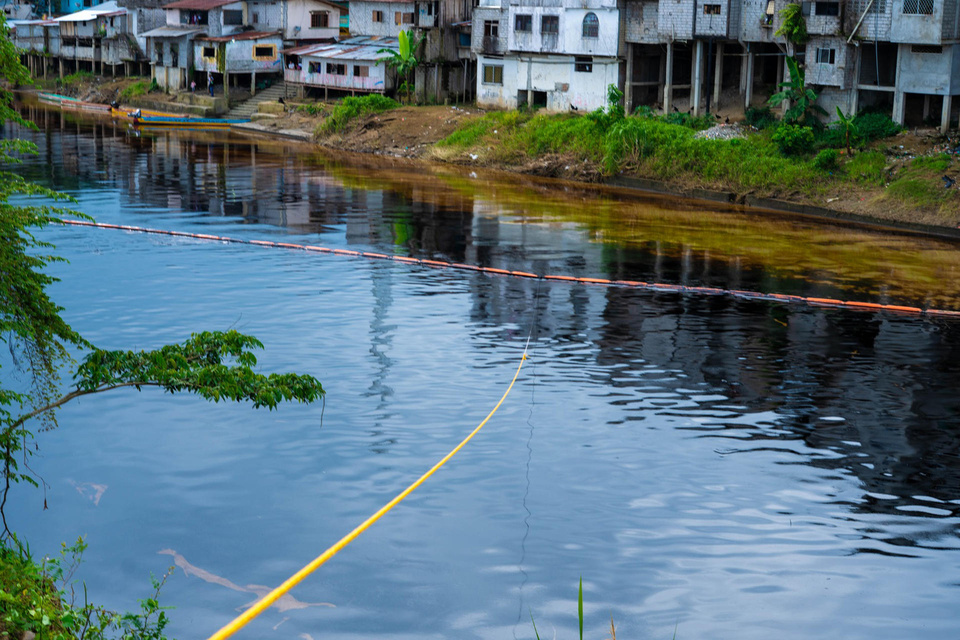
[473,0,619,111]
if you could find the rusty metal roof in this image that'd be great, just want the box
[288,35,398,61]
[198,29,280,41]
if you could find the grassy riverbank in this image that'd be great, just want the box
[299,94,960,229]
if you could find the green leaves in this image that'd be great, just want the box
[768,56,826,128]
[73,330,325,410]
[775,2,809,44]
[377,29,424,104]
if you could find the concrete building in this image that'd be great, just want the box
[348,0,474,102]
[284,34,398,96]
[472,0,619,111]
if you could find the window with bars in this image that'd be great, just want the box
[704,4,721,14]
[912,44,943,53]
[515,14,532,32]
[311,12,329,28]
[541,14,559,34]
[482,64,503,84]
[574,56,593,72]
[902,0,934,14]
[582,12,599,37]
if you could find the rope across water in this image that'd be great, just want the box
[58,219,960,319]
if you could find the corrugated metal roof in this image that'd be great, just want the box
[140,24,205,37]
[199,29,280,41]
[294,35,398,61]
[54,0,125,22]
[162,0,238,10]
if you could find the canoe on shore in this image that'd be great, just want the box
[111,106,193,120]
[38,91,79,106]
[130,114,250,128]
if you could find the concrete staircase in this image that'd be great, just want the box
[226,82,288,119]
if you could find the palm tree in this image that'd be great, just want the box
[378,30,424,105]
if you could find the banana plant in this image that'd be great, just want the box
[768,56,827,128]
[378,30,424,105]
[835,107,859,155]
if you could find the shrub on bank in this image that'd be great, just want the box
[814,148,841,172]
[772,124,816,156]
[119,79,152,100]
[316,94,399,135]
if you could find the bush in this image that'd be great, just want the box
[316,94,399,134]
[772,124,815,156]
[855,112,901,142]
[745,106,778,130]
[296,102,325,116]
[813,148,841,172]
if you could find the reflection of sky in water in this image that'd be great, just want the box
[2,108,960,640]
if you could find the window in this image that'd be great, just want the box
[815,47,836,63]
[912,44,943,53]
[763,0,775,23]
[222,10,242,25]
[903,0,934,13]
[170,42,179,66]
[482,64,503,84]
[154,41,163,63]
[253,44,275,59]
[354,65,369,77]
[541,14,559,34]
[814,1,840,15]
[252,11,260,23]
[372,10,384,22]
[582,12,598,37]
[311,11,329,28]
[308,61,321,73]
[327,62,346,74]
[202,45,215,58]
[484,20,499,37]
[851,0,886,13]
[703,3,721,14]
[395,11,413,24]
[515,14,532,32]
[574,56,592,72]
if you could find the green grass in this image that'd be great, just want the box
[59,70,95,86]
[884,153,956,210]
[296,102,325,116]
[119,79,151,100]
[316,94,399,135]
[846,150,887,186]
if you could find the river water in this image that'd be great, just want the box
[4,102,960,640]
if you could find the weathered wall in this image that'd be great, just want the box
[476,52,618,111]
[805,36,850,87]
[897,42,953,93]
[285,0,340,41]
[193,36,283,73]
[891,0,944,43]
[350,0,416,37]
[658,0,694,39]
[624,0,659,44]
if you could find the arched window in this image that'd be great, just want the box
[582,12,599,38]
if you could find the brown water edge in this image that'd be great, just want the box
[11,93,960,310]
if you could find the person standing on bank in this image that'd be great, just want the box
[208,71,214,97]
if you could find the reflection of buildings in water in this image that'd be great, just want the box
[592,287,960,531]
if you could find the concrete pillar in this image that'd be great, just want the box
[225,71,231,101]
[252,70,256,96]
[692,40,703,116]
[625,43,634,112]
[713,42,723,112]
[941,94,952,134]
[745,48,754,109]
[892,46,905,125]
[664,41,673,114]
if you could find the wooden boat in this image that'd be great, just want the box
[38,91,79,106]
[130,114,250,128]
[110,106,192,120]
[61,99,112,114]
